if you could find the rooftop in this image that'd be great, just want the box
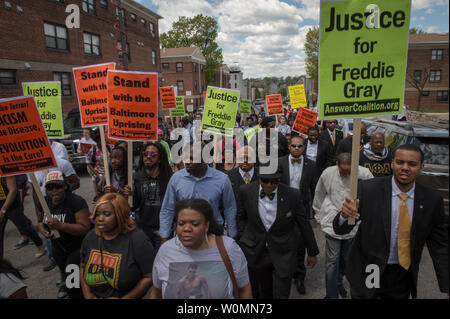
[160,47,205,62]
[409,33,449,44]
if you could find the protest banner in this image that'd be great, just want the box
[239,99,251,114]
[0,96,57,176]
[160,86,177,109]
[73,62,116,127]
[266,94,283,116]
[292,108,319,136]
[319,0,411,224]
[319,0,411,119]
[22,82,64,138]
[171,96,185,117]
[107,70,158,141]
[201,86,240,137]
[288,84,307,109]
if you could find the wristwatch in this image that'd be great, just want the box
[0,209,6,215]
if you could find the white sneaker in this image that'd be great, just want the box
[34,245,47,259]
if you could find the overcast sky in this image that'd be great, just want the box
[137,0,449,79]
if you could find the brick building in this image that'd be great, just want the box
[404,33,449,111]
[160,47,206,112]
[211,64,231,89]
[0,0,161,116]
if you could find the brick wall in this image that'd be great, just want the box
[0,0,161,116]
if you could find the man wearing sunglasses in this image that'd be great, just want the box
[278,134,318,295]
[237,166,319,299]
[319,120,343,162]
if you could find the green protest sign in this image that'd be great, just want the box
[319,0,411,119]
[171,96,185,116]
[22,81,64,138]
[239,99,251,114]
[201,86,240,136]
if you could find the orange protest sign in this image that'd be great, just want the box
[73,62,116,127]
[266,94,283,115]
[292,107,319,136]
[0,96,56,176]
[107,70,158,141]
[160,86,176,109]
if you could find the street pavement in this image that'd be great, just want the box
[2,171,447,299]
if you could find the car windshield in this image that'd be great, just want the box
[348,122,353,131]
[416,137,449,165]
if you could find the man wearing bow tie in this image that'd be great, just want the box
[278,135,318,295]
[237,166,319,299]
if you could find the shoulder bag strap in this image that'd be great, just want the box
[216,235,239,299]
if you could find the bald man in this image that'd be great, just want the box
[359,132,393,177]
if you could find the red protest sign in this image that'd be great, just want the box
[107,70,158,141]
[203,91,206,103]
[0,96,56,176]
[73,62,116,127]
[292,107,319,136]
[160,86,176,109]
[266,94,283,115]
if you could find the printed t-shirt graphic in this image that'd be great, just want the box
[85,249,122,288]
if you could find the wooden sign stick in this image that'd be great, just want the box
[99,126,111,186]
[348,118,361,226]
[213,134,217,169]
[127,141,133,207]
[29,173,60,238]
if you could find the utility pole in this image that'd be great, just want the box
[117,0,128,69]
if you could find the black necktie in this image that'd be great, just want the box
[260,190,275,200]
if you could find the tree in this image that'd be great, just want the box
[406,66,430,111]
[304,26,319,80]
[409,27,425,34]
[253,85,261,99]
[160,15,223,85]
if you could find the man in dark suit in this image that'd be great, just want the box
[304,126,334,179]
[278,135,317,295]
[237,167,319,299]
[319,120,343,162]
[334,144,448,299]
[336,122,368,156]
[226,146,259,217]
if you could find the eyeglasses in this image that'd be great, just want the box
[290,144,304,148]
[328,121,337,124]
[45,184,65,191]
[142,151,160,158]
[261,178,280,185]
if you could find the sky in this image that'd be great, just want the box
[136,0,449,79]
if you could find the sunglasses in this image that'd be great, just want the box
[328,121,337,124]
[142,151,160,158]
[45,184,65,191]
[290,144,304,148]
[261,178,280,185]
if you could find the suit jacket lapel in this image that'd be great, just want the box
[382,177,392,246]
[411,184,425,256]
[252,182,267,231]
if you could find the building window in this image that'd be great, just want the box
[162,63,169,69]
[141,18,146,27]
[83,32,101,55]
[431,49,443,61]
[82,0,95,14]
[54,72,71,96]
[150,22,155,37]
[177,80,184,92]
[44,22,68,50]
[430,70,441,82]
[117,41,130,60]
[235,74,237,80]
[152,50,157,65]
[130,13,136,22]
[437,91,448,101]
[194,80,198,91]
[235,83,237,89]
[193,63,197,72]
[176,62,183,72]
[413,70,422,82]
[0,69,16,85]
[421,91,430,96]
[100,0,108,9]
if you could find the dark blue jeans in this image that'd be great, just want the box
[0,203,43,257]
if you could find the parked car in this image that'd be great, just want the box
[337,118,373,138]
[366,119,449,224]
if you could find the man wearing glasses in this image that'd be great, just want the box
[278,135,318,295]
[236,166,319,299]
[319,120,343,162]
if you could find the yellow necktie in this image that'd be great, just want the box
[331,133,335,146]
[243,172,250,184]
[397,193,411,270]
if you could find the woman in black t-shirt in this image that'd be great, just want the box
[37,170,91,299]
[80,193,155,299]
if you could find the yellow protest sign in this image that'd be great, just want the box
[288,84,307,109]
